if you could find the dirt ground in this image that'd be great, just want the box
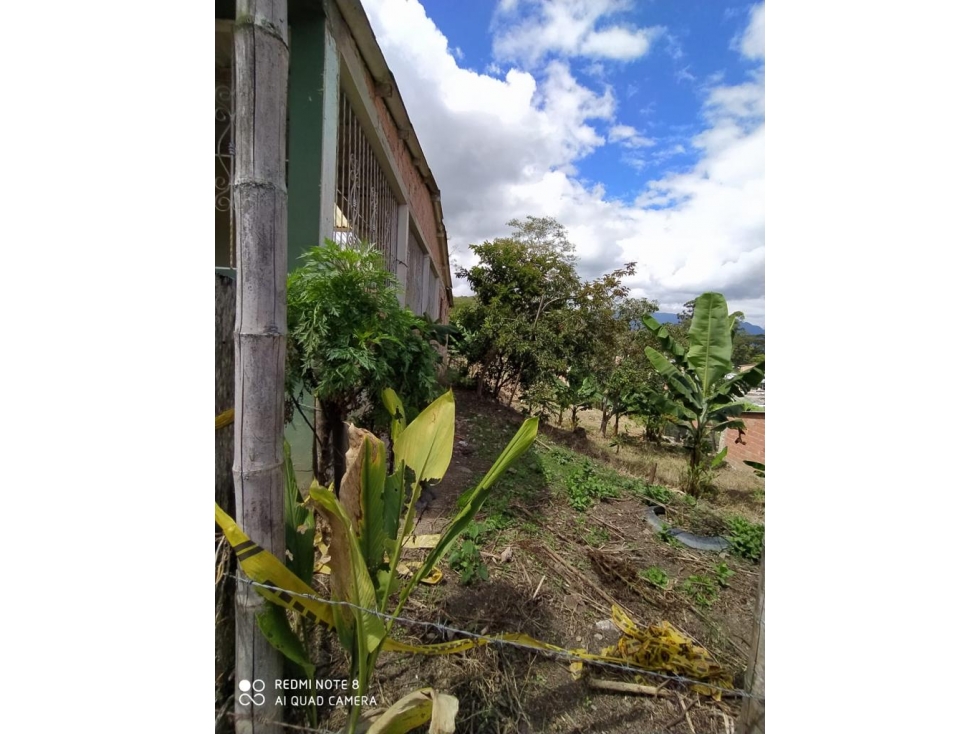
[318,388,764,734]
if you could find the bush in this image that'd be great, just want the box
[286,241,442,480]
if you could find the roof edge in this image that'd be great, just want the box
[333,0,452,304]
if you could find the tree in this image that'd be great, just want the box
[643,292,765,478]
[602,298,670,441]
[232,1,288,731]
[286,241,441,488]
[455,217,580,401]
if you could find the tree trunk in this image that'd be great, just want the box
[507,368,523,407]
[328,405,348,493]
[737,549,765,733]
[599,408,610,437]
[232,2,289,732]
[313,396,329,485]
[613,412,620,437]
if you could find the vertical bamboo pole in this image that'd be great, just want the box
[737,548,765,733]
[233,1,288,732]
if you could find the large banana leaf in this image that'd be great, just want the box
[284,440,315,584]
[393,390,455,484]
[642,314,688,363]
[685,293,733,392]
[357,688,459,734]
[356,433,389,584]
[381,388,407,442]
[308,484,387,654]
[644,347,701,411]
[257,604,316,679]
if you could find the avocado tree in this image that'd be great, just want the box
[642,293,765,471]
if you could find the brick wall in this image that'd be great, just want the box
[364,80,444,281]
[723,412,765,466]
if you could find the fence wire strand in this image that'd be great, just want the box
[231,573,762,702]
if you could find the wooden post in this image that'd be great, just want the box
[737,548,765,733]
[233,1,289,732]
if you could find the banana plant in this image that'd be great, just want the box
[308,388,539,733]
[642,293,764,471]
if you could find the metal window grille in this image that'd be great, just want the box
[406,234,425,316]
[428,266,440,319]
[215,26,235,268]
[335,90,399,273]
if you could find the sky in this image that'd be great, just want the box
[361,0,765,326]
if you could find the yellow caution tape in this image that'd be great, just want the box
[215,504,732,691]
[396,561,443,585]
[215,409,234,430]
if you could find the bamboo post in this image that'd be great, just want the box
[737,548,765,733]
[232,1,289,732]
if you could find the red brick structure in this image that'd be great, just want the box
[722,412,765,466]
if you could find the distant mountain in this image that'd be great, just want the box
[653,313,765,335]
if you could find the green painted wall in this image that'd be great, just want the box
[287,16,327,272]
[284,16,329,490]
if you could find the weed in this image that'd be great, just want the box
[448,524,491,585]
[519,522,539,535]
[640,566,669,589]
[657,526,681,548]
[583,527,610,547]
[713,562,734,588]
[680,574,719,608]
[566,460,619,511]
[640,484,672,505]
[726,517,764,563]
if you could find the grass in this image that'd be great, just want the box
[583,526,610,547]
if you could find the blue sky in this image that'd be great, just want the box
[362,0,766,324]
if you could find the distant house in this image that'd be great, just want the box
[215,0,453,487]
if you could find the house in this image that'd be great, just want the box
[215,0,453,489]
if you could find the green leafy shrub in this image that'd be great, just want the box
[566,460,618,511]
[640,484,672,504]
[726,517,764,562]
[285,240,441,481]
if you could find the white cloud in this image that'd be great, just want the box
[492,0,665,66]
[360,0,766,325]
[608,124,656,148]
[736,4,765,60]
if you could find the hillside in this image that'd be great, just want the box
[654,312,765,335]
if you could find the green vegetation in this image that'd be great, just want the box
[583,526,611,547]
[726,516,765,563]
[566,459,619,510]
[285,240,443,484]
[449,537,489,585]
[680,574,719,609]
[713,562,734,588]
[304,390,539,732]
[640,566,670,589]
[744,460,765,478]
[641,292,765,495]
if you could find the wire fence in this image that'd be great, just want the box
[230,573,762,703]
